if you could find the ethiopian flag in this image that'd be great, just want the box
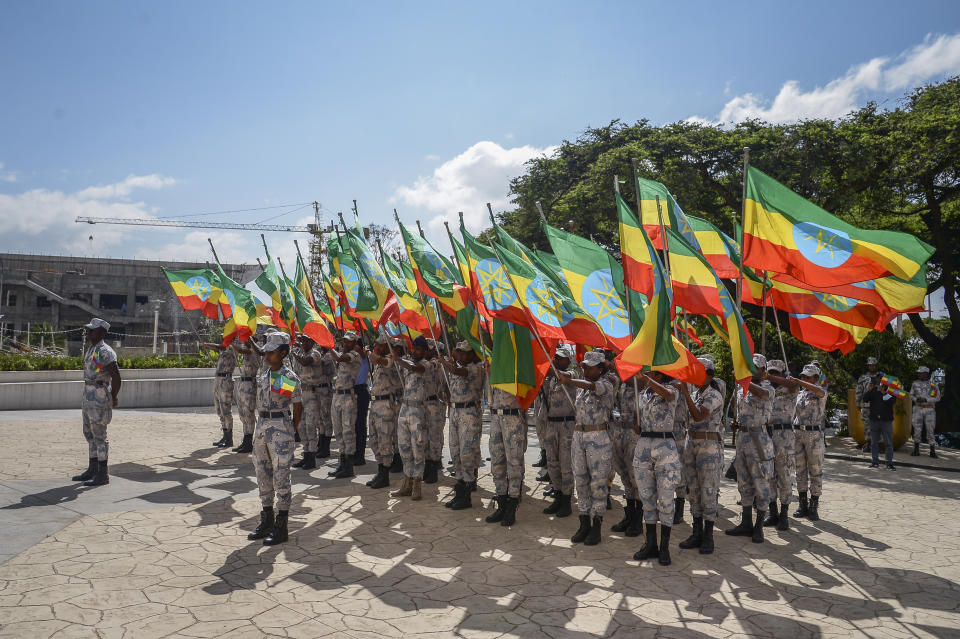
[163,267,224,319]
[461,222,530,328]
[269,371,297,397]
[379,242,438,335]
[788,313,870,355]
[284,275,335,347]
[293,257,316,311]
[399,220,468,315]
[489,318,552,410]
[617,192,655,298]
[664,227,725,316]
[214,264,258,345]
[342,217,398,322]
[743,166,934,286]
[688,216,740,279]
[255,247,294,332]
[329,234,378,318]
[635,175,701,252]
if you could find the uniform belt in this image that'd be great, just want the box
[304,383,331,390]
[688,431,721,441]
[334,389,354,395]
[216,373,231,377]
[548,415,575,422]
[491,408,521,415]
[371,394,395,401]
[639,431,674,438]
[259,410,288,419]
[799,425,822,431]
[425,395,440,401]
[575,424,607,432]
[239,376,254,382]
[769,423,793,431]
[453,401,479,409]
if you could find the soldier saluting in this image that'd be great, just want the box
[72,318,121,487]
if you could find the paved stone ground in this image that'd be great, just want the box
[1,408,959,638]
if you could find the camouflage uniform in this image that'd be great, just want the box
[572,377,614,517]
[611,378,640,500]
[768,385,799,505]
[855,372,874,419]
[447,361,485,483]
[253,364,302,510]
[634,385,681,526]
[910,380,940,449]
[316,351,335,438]
[541,374,577,496]
[672,382,691,499]
[332,351,361,455]
[734,382,775,510]
[236,349,261,436]
[681,384,725,522]
[489,387,527,499]
[214,348,238,434]
[292,347,325,454]
[369,359,402,466]
[82,340,117,461]
[398,360,434,479]
[793,388,825,497]
[425,361,447,462]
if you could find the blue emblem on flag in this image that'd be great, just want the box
[475,258,516,311]
[580,268,629,339]
[185,276,212,301]
[524,275,572,328]
[814,291,857,312]
[792,222,853,268]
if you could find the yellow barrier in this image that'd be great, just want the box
[846,389,910,450]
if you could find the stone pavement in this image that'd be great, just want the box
[1,408,959,638]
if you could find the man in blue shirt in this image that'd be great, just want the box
[354,339,371,466]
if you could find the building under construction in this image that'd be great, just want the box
[0,253,257,356]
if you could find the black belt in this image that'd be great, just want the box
[453,401,479,409]
[640,432,674,438]
[426,395,440,401]
[304,383,331,390]
[769,423,793,431]
[371,394,395,401]
[259,410,288,419]
[491,408,521,415]
[799,425,822,431]
[548,415,575,422]
[240,376,254,382]
[334,389,354,395]
[216,373,231,377]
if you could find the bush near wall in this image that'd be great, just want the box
[0,353,218,371]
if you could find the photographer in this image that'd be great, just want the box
[865,374,897,470]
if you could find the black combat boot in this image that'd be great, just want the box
[930,446,938,459]
[673,497,685,524]
[611,500,634,532]
[571,515,591,543]
[543,491,564,515]
[220,432,234,448]
[911,442,920,456]
[777,502,790,531]
[725,507,754,536]
[501,497,519,526]
[263,510,289,545]
[633,524,660,561]
[700,521,715,554]
[763,501,779,527]
[293,452,308,468]
[794,492,810,518]
[625,502,643,537]
[301,451,317,470]
[368,464,390,489]
[72,457,98,482]
[328,454,345,477]
[658,525,672,565]
[423,459,439,484]
[444,480,464,507]
[532,449,547,468]
[352,451,367,467]
[317,435,331,459]
[248,507,274,540]
[213,431,231,447]
[450,482,473,511]
[485,495,506,523]
[233,433,253,453]
[808,495,820,521]
[584,516,603,546]
[83,459,109,487]
[679,517,703,549]
[332,454,354,479]
[389,452,403,473]
[536,467,550,482]
[752,509,765,543]
[724,461,737,480]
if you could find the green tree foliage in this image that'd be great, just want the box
[498,78,959,427]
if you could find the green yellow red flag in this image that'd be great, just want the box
[787,313,870,355]
[460,222,530,328]
[284,274,335,347]
[398,219,468,315]
[162,267,224,320]
[635,175,701,252]
[688,215,740,279]
[489,318,552,410]
[213,263,257,345]
[663,227,725,316]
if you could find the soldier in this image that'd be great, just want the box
[676,359,724,554]
[725,354,774,544]
[610,371,642,537]
[329,331,362,478]
[557,350,614,545]
[72,318,121,487]
[316,346,336,459]
[671,379,691,524]
[423,339,448,484]
[761,360,799,530]
[910,366,940,458]
[791,364,828,520]
[389,339,407,473]
[485,371,527,528]
[230,336,264,454]
[632,371,682,566]
[247,332,303,545]
[204,340,238,448]
[856,357,880,450]
[391,336,434,500]
[353,337,371,467]
[290,334,325,470]
[365,335,402,489]
[539,345,577,518]
[439,340,485,509]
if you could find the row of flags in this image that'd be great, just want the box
[161,163,933,408]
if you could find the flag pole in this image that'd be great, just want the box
[760,271,768,356]
[486,205,575,408]
[767,285,790,373]
[613,174,643,430]
[737,147,750,314]
[445,218,490,362]
[207,238,221,266]
[654,195,678,338]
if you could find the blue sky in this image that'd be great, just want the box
[1,0,959,316]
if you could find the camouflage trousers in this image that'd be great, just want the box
[368,398,398,466]
[795,429,824,497]
[426,399,446,461]
[682,437,722,522]
[331,392,357,455]
[236,380,256,436]
[81,385,112,461]
[768,427,796,505]
[214,382,234,433]
[542,419,575,495]
[298,387,324,453]
[398,403,426,479]
[634,436,681,526]
[735,430,774,510]
[608,424,639,500]
[572,429,612,517]
[912,406,936,448]
[253,417,295,510]
[316,389,333,438]
[449,405,482,484]
[490,413,527,498]
[674,426,687,499]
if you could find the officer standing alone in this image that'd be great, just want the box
[72,318,121,487]
[910,366,940,458]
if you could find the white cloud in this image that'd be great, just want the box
[0,162,17,183]
[392,140,557,234]
[75,174,176,200]
[691,32,960,125]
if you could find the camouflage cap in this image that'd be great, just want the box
[767,359,786,373]
[342,331,359,342]
[801,364,821,378]
[917,365,930,373]
[752,353,767,370]
[455,340,473,352]
[84,318,110,331]
[866,357,878,365]
[581,351,605,368]
[263,332,291,352]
